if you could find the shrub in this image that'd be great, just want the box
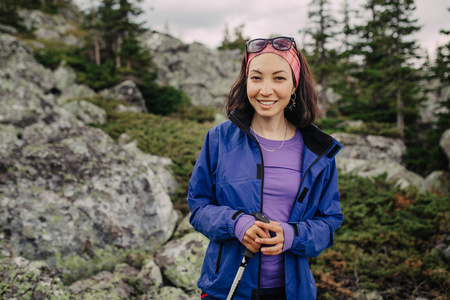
[311,173,450,299]
[142,83,191,115]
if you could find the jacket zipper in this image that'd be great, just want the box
[215,242,223,274]
[254,137,264,300]
[294,142,335,225]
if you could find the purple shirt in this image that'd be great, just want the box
[235,129,304,288]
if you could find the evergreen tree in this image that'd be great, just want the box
[218,24,248,52]
[329,0,359,112]
[94,0,147,70]
[303,0,338,118]
[352,0,421,136]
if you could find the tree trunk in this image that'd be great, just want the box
[115,35,122,68]
[396,86,404,137]
[93,30,101,66]
[321,75,328,118]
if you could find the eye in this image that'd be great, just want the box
[250,75,262,80]
[275,76,287,81]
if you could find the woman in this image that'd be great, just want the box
[187,36,343,300]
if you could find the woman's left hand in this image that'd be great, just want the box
[254,220,284,255]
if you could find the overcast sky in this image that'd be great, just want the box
[76,0,449,58]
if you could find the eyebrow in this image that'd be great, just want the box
[249,69,289,75]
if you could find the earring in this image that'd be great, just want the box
[288,93,297,110]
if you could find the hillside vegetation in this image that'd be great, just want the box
[0,0,449,298]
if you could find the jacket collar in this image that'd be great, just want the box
[228,109,341,157]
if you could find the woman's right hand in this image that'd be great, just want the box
[242,224,270,253]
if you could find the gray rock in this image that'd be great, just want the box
[440,129,450,167]
[154,286,196,300]
[120,135,178,197]
[155,232,208,293]
[337,120,366,131]
[0,34,56,92]
[0,257,68,299]
[62,100,107,125]
[425,171,450,195]
[68,269,134,299]
[173,213,195,239]
[0,33,178,263]
[144,31,241,108]
[332,132,427,192]
[336,157,427,192]
[353,290,383,300]
[100,80,148,113]
[419,79,450,124]
[136,259,164,292]
[53,62,95,104]
[0,24,18,35]
[18,8,83,47]
[332,132,405,163]
[0,124,23,157]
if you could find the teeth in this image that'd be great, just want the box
[259,101,275,105]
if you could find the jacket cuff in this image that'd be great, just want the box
[234,214,256,243]
[280,222,294,252]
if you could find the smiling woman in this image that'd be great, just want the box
[187,36,344,300]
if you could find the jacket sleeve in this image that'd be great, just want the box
[187,129,242,242]
[288,159,343,257]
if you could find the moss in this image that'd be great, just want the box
[54,245,128,285]
[52,215,63,223]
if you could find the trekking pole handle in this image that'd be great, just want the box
[241,212,271,257]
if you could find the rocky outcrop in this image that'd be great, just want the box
[0,33,177,265]
[332,132,449,193]
[143,31,242,108]
[100,80,148,113]
[155,232,208,294]
[18,8,83,47]
[419,79,450,124]
[53,61,96,104]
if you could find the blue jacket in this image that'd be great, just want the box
[188,110,343,300]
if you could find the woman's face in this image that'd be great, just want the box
[247,53,296,120]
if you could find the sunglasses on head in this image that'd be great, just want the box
[246,36,297,53]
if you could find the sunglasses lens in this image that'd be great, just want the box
[272,37,292,50]
[248,39,267,53]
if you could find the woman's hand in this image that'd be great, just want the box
[254,220,285,255]
[242,224,270,253]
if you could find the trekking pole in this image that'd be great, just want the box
[226,212,270,300]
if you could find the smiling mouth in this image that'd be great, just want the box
[258,100,277,105]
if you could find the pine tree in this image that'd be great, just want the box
[218,24,248,52]
[303,0,338,118]
[353,0,421,136]
[328,0,359,111]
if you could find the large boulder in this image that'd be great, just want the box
[155,232,208,294]
[0,34,178,263]
[17,8,83,47]
[100,80,148,113]
[419,79,450,124]
[53,62,95,104]
[332,132,428,192]
[143,31,241,108]
[332,132,405,163]
[119,134,178,197]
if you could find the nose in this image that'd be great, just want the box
[259,82,274,97]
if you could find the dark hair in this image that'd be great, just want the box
[225,50,318,128]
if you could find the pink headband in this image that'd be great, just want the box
[246,42,301,87]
